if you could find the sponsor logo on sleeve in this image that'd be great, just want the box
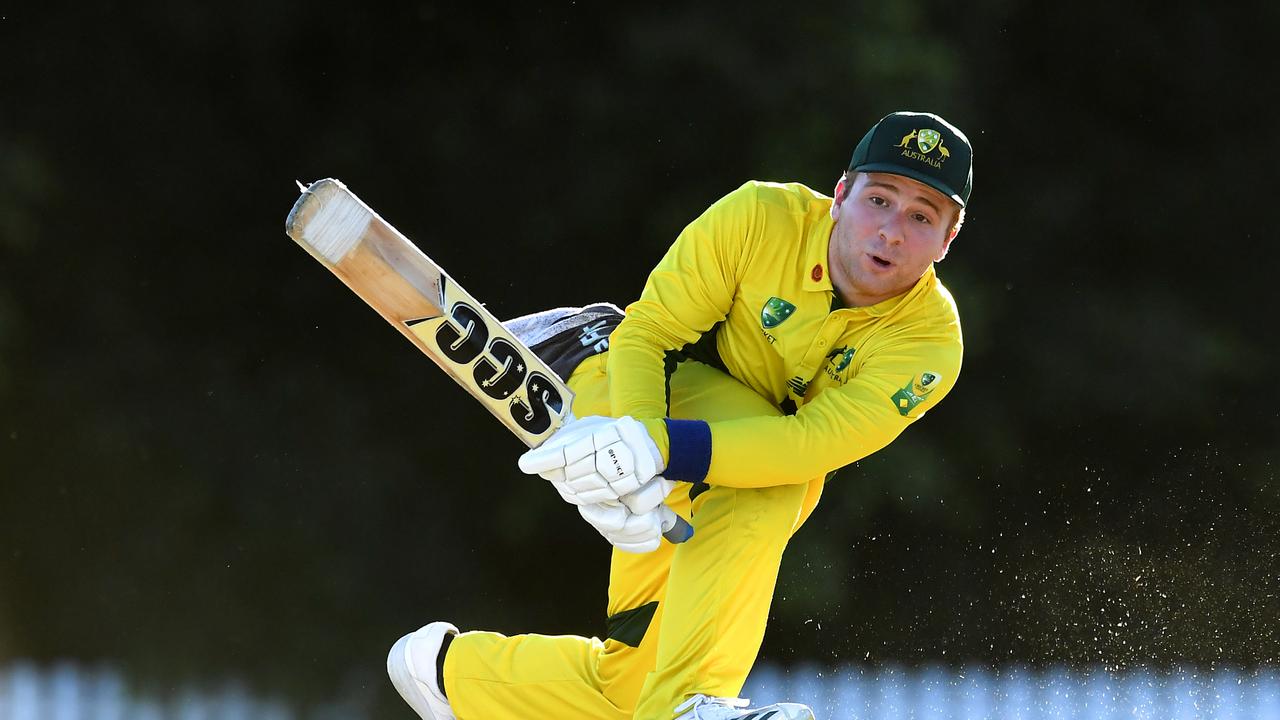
[891,371,942,416]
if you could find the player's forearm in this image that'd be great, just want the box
[666,364,956,487]
[632,411,876,489]
[703,414,896,487]
[607,286,736,469]
[606,311,677,422]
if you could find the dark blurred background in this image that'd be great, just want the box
[1,0,1276,712]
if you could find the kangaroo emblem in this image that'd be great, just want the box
[895,130,918,148]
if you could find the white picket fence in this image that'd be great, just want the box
[745,663,1280,719]
[3,661,1279,719]
[0,663,299,720]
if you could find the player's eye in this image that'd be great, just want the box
[912,212,932,224]
[868,195,888,207]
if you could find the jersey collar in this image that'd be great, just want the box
[802,205,836,293]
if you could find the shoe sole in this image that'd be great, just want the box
[387,632,444,720]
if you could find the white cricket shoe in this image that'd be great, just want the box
[673,693,815,720]
[387,621,459,720]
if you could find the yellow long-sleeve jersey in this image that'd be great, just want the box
[607,180,963,487]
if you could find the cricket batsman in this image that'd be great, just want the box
[388,111,973,720]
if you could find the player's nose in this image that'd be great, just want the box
[878,215,905,245]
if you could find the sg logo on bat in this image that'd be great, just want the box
[410,290,567,438]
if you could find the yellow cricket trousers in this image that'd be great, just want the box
[443,355,824,720]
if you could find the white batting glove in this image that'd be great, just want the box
[520,415,615,505]
[577,502,664,554]
[518,415,668,507]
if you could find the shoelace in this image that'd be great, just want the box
[674,694,751,719]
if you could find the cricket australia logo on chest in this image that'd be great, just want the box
[759,296,796,344]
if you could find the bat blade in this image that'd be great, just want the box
[285,178,571,448]
[284,178,693,543]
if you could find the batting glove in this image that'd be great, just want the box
[518,415,669,509]
[577,502,664,554]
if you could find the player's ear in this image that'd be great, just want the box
[936,233,955,261]
[938,205,964,259]
[830,175,848,220]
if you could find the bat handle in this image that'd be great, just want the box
[659,507,695,544]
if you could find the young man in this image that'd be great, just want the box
[388,111,973,720]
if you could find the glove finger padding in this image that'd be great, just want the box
[577,504,662,554]
[520,416,665,506]
[562,434,602,468]
[619,477,674,515]
[560,465,644,504]
[568,486,620,506]
[517,416,615,475]
[578,502,631,534]
[608,512,662,554]
[551,483,579,506]
[539,466,599,506]
[538,467,582,506]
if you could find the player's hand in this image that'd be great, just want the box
[519,415,667,507]
[577,502,664,554]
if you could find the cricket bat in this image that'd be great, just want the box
[284,179,693,544]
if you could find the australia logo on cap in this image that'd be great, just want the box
[894,128,950,169]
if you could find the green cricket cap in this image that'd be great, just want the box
[848,111,973,207]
